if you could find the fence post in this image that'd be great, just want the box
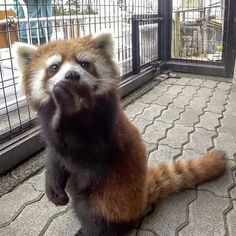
[132,18,140,74]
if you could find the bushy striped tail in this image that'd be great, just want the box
[147,149,227,204]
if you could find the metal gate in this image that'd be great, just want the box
[167,0,236,77]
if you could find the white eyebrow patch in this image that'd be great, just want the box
[76,52,95,62]
[46,54,62,67]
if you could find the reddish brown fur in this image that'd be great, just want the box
[16,35,228,232]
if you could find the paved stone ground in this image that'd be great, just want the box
[1,76,236,236]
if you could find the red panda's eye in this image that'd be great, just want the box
[50,64,60,72]
[79,61,91,69]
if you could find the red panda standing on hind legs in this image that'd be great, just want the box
[13,32,227,236]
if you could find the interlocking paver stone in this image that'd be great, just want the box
[148,144,180,165]
[26,170,45,192]
[173,77,191,85]
[201,80,218,89]
[163,78,178,84]
[140,190,196,236]
[1,77,236,236]
[165,85,185,95]
[142,121,172,144]
[196,87,213,98]
[124,101,150,120]
[157,105,184,123]
[172,95,194,109]
[138,83,171,104]
[231,185,236,199]
[159,124,192,149]
[0,196,66,236]
[214,132,236,159]
[44,207,80,236]
[154,93,177,106]
[141,104,165,121]
[196,111,221,131]
[186,78,204,86]
[218,112,236,136]
[227,201,236,236]
[0,183,42,227]
[176,108,202,127]
[188,96,208,111]
[217,82,232,91]
[179,191,229,236]
[184,127,215,153]
[180,85,199,98]
[132,116,152,133]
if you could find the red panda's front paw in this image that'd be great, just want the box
[46,185,69,206]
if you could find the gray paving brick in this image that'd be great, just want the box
[213,89,229,101]
[141,104,165,121]
[172,95,194,109]
[180,85,199,98]
[124,102,150,120]
[142,121,172,144]
[217,82,232,91]
[201,80,218,89]
[159,124,192,149]
[141,190,196,236]
[0,196,67,236]
[227,201,236,236]
[198,161,236,197]
[179,191,229,236]
[165,85,185,95]
[157,105,184,124]
[163,78,178,84]
[186,78,204,86]
[144,141,156,153]
[231,186,236,199]
[205,99,226,114]
[196,111,221,131]
[196,87,213,98]
[184,127,215,153]
[0,225,15,236]
[132,116,151,133]
[218,112,236,136]
[176,108,202,127]
[138,83,171,104]
[214,132,236,159]
[188,96,208,111]
[148,144,180,166]
[26,170,45,192]
[226,102,236,117]
[0,183,42,227]
[154,93,176,106]
[173,77,191,85]
[44,207,80,236]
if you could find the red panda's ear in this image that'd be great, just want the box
[92,31,114,58]
[12,42,38,74]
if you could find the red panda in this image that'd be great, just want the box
[13,33,227,236]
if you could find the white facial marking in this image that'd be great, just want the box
[48,62,95,91]
[30,69,50,104]
[46,54,62,67]
[76,52,95,63]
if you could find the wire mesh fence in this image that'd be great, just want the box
[171,0,225,62]
[0,0,159,142]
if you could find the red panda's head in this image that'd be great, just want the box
[13,32,120,110]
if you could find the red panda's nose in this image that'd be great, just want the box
[65,70,80,81]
